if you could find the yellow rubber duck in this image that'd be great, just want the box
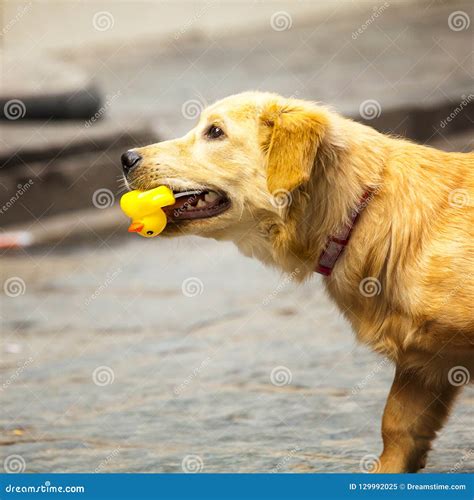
[120,186,175,238]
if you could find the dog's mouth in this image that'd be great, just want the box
[163,188,231,220]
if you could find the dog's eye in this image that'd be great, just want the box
[206,125,225,140]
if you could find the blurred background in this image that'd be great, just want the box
[1,0,473,473]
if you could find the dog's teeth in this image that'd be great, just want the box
[204,192,219,203]
[196,200,207,208]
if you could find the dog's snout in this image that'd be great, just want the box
[121,150,142,174]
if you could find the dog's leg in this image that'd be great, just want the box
[377,366,461,473]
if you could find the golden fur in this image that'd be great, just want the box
[126,92,474,472]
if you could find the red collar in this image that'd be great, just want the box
[315,190,373,276]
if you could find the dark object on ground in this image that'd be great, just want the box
[0,87,102,121]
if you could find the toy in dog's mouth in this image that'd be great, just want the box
[164,189,231,220]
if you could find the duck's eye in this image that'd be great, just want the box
[147,231,154,235]
[205,125,225,140]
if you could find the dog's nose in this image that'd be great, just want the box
[121,150,142,174]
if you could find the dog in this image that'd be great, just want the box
[121,92,473,473]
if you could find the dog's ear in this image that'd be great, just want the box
[260,99,329,194]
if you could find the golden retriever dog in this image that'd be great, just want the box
[121,92,473,473]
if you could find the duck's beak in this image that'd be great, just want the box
[128,222,144,233]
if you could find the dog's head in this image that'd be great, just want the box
[121,92,332,253]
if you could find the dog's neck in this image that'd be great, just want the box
[259,118,386,280]
[315,189,376,276]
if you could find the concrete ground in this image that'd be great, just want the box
[1,0,473,474]
[1,233,473,473]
